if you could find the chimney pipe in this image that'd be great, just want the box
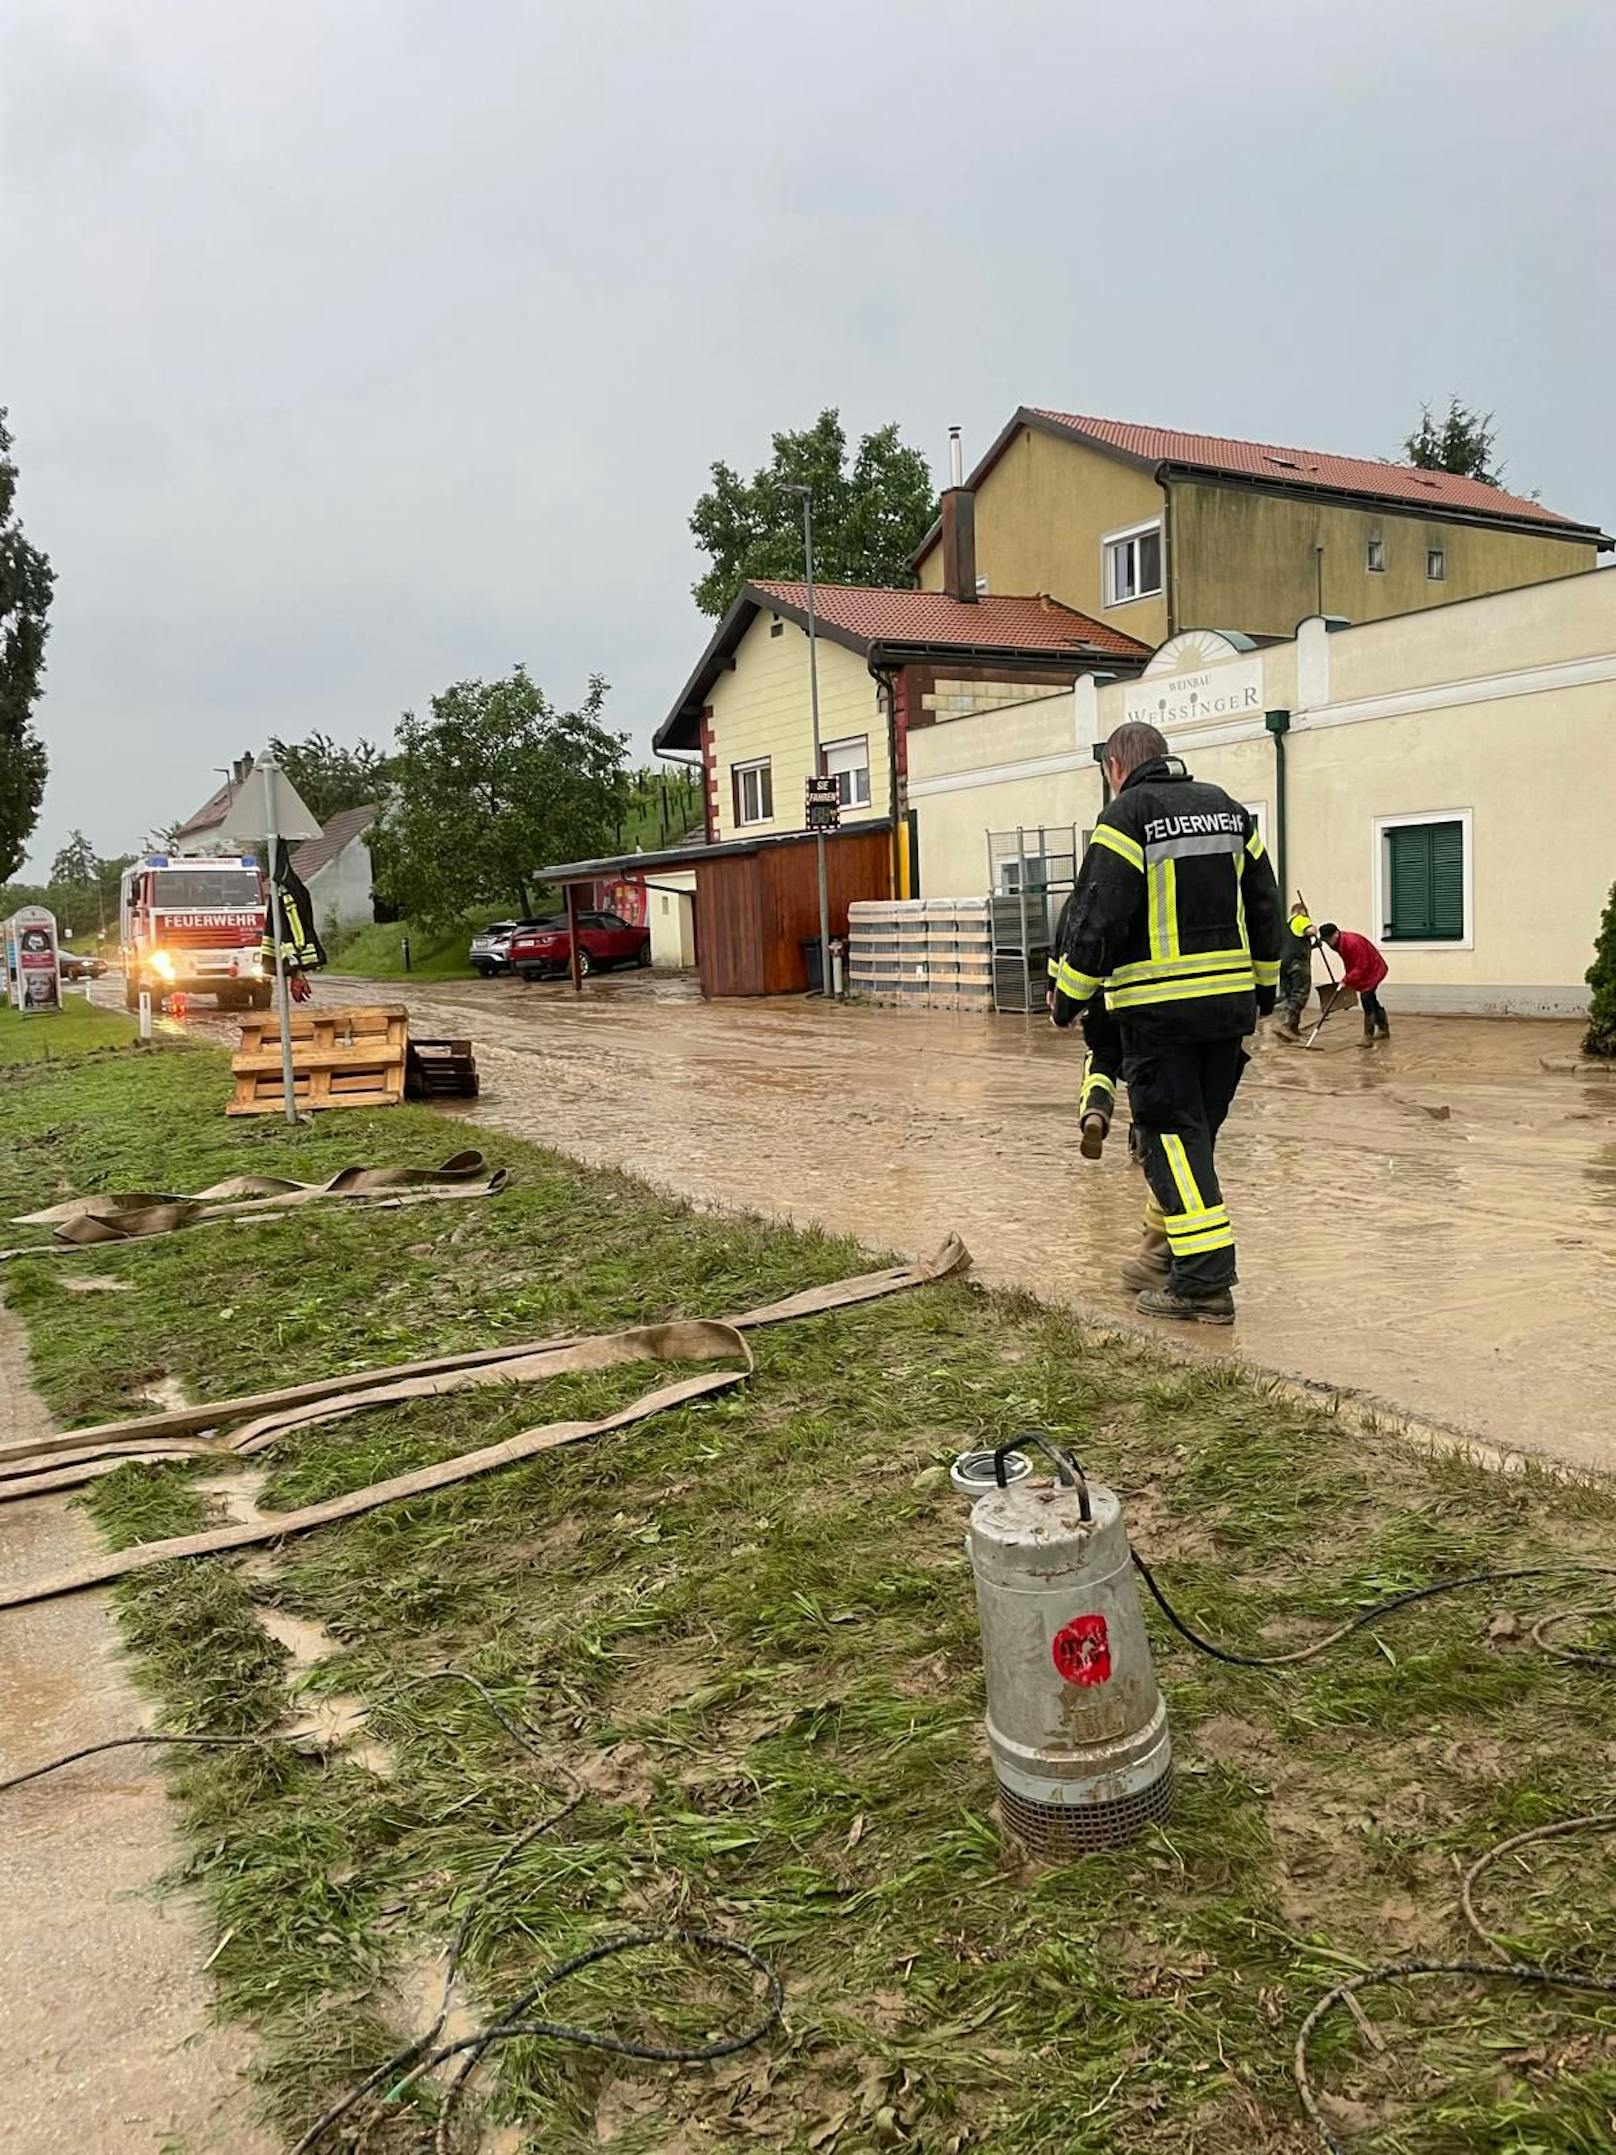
[948,426,964,489]
[940,484,977,604]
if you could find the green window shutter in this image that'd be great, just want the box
[1429,821,1464,938]
[1387,826,1433,938]
[1386,821,1465,941]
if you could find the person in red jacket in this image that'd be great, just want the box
[1317,923,1390,1042]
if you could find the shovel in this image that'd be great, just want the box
[1303,937,1342,1050]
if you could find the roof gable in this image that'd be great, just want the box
[290,803,376,881]
[655,580,1148,752]
[914,406,1609,562]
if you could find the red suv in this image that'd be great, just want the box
[507,911,651,980]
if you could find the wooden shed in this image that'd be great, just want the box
[540,821,893,999]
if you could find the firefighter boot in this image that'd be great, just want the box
[1136,1285,1237,1327]
[1079,1108,1110,1161]
[1119,1197,1171,1292]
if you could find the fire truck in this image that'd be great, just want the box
[119,853,271,1011]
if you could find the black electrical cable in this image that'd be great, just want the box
[1131,1550,1616,1668]
[1129,1548,1616,2150]
[0,1730,295,1797]
[276,1668,783,2154]
[1,1667,783,2155]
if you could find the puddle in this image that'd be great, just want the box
[202,1465,276,1530]
[255,1605,337,1672]
[335,975,1616,1476]
[282,1691,394,1777]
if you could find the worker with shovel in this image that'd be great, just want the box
[1317,922,1391,1044]
[1271,902,1317,1042]
[1051,722,1283,1326]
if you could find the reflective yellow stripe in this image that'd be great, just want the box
[1169,1224,1236,1255]
[1056,958,1104,1001]
[1161,1134,1202,1215]
[1091,825,1144,873]
[1165,1204,1229,1233]
[1246,829,1266,861]
[1163,857,1181,957]
[1109,948,1250,987]
[1107,972,1254,1010]
[1253,958,1281,987]
[1147,859,1171,960]
[1080,1056,1117,1102]
[1046,955,1059,979]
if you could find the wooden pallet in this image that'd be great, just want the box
[229,1005,410,1116]
[406,1037,480,1100]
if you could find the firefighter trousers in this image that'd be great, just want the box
[1122,1036,1248,1294]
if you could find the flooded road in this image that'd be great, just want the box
[201,974,1616,1474]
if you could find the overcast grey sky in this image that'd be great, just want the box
[2,0,1610,872]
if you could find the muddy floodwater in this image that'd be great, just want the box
[212,975,1616,1474]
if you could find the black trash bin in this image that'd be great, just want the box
[801,936,825,993]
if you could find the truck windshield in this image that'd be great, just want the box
[152,869,261,908]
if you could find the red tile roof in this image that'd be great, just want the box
[1026,409,1593,530]
[750,580,1148,658]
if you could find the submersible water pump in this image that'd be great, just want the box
[962,1438,1173,1857]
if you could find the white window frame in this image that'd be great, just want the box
[733,757,773,828]
[821,734,872,810]
[1366,534,1387,573]
[1371,808,1473,952]
[1101,518,1164,608]
[1426,545,1446,581]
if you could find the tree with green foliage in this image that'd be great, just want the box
[0,409,54,882]
[1584,878,1616,1058]
[50,828,98,888]
[689,409,937,617]
[267,731,392,824]
[1404,397,1502,486]
[373,667,625,926]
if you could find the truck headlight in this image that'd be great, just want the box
[149,949,176,982]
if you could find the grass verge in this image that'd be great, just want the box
[2,1034,1616,2152]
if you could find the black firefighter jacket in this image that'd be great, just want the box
[1051,756,1283,1048]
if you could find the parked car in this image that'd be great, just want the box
[59,951,109,981]
[507,911,652,980]
[468,917,561,977]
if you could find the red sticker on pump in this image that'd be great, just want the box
[1052,1613,1112,1686]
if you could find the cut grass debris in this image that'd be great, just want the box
[3,1033,1616,2150]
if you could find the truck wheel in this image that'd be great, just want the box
[252,983,273,1010]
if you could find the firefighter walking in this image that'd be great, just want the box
[1052,722,1283,1324]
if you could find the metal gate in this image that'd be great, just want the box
[985,825,1078,1013]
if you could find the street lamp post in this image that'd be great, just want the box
[787,486,833,994]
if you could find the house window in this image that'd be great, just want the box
[1366,535,1387,573]
[770,619,784,637]
[1102,521,1164,607]
[732,759,773,827]
[1381,816,1467,943]
[822,735,871,810]
[1426,546,1446,581]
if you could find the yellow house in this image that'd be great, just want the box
[905,570,1616,1017]
[915,408,1609,644]
[653,568,1149,853]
